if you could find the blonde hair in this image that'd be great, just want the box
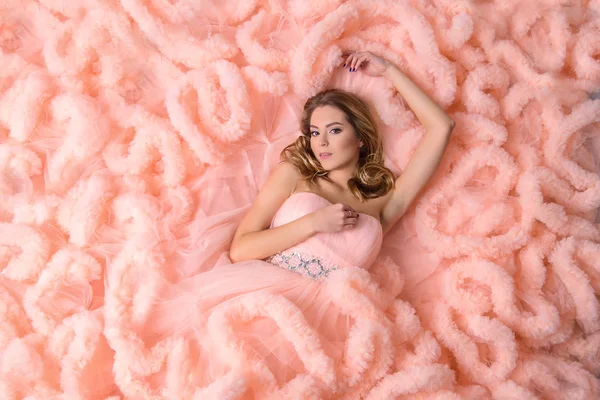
[281,89,395,202]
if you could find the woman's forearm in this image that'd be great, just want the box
[382,64,454,131]
[229,214,317,263]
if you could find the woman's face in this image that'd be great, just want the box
[309,105,362,171]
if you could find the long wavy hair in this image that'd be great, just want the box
[281,89,395,202]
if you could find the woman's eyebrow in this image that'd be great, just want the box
[309,122,343,129]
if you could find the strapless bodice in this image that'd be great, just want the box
[267,192,383,279]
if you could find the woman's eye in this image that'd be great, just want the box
[311,131,319,136]
[331,128,341,134]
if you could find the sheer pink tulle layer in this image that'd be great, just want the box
[0,0,599,398]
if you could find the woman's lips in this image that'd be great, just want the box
[319,152,332,159]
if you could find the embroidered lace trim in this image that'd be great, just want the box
[266,250,340,280]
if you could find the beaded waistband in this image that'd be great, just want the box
[265,250,341,280]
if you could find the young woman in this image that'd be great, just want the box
[230,51,454,263]
[152,51,455,397]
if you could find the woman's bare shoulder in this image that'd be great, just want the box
[232,161,302,240]
[276,160,301,176]
[271,160,301,188]
[261,160,302,197]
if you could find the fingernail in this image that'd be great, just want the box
[343,63,346,67]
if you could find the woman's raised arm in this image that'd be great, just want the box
[379,63,454,232]
[344,51,454,233]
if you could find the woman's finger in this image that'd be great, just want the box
[350,52,364,71]
[343,217,358,226]
[347,53,357,70]
[344,53,356,68]
[341,206,358,218]
[353,55,369,71]
[342,204,356,214]
[349,52,365,71]
[348,53,360,71]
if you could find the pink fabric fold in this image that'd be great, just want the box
[0,0,599,398]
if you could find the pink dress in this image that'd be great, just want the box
[143,191,414,398]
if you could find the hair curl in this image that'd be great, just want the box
[281,89,395,202]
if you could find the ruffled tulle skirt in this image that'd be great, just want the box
[144,257,365,394]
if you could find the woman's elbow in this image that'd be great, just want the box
[229,239,255,263]
[229,243,243,263]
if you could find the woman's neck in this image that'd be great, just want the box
[326,165,356,190]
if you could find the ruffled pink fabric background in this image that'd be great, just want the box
[0,0,599,398]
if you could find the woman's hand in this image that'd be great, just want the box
[343,51,391,77]
[310,203,359,233]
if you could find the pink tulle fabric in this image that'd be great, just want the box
[0,0,599,398]
[144,192,386,397]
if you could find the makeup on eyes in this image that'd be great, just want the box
[310,122,343,136]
